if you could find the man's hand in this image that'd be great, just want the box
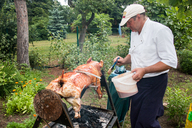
[131,68,146,82]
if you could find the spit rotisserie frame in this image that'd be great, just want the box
[32,70,121,128]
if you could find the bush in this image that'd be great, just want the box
[49,22,117,75]
[166,86,191,127]
[0,60,22,98]
[116,44,130,58]
[0,2,17,60]
[179,49,192,74]
[29,47,47,69]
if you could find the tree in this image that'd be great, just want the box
[105,0,135,34]
[68,0,114,51]
[72,13,113,34]
[149,0,192,19]
[0,1,17,60]
[59,5,78,33]
[48,1,67,39]
[14,0,30,67]
[27,0,54,41]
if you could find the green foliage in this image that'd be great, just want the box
[59,5,78,32]
[141,0,167,23]
[166,86,191,127]
[72,13,113,34]
[151,0,192,19]
[162,7,192,50]
[29,16,49,42]
[105,0,135,34]
[48,35,71,68]
[48,2,67,39]
[0,1,17,60]
[144,0,192,51]
[4,76,45,115]
[69,0,115,14]
[0,60,22,98]
[179,49,192,74]
[6,114,37,128]
[27,0,54,41]
[29,47,47,69]
[116,44,130,58]
[50,23,116,74]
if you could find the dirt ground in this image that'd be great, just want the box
[0,67,190,128]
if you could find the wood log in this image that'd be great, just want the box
[33,89,63,121]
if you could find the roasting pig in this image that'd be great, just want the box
[46,57,103,118]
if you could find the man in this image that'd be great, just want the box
[114,4,177,128]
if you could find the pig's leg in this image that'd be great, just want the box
[95,79,102,98]
[66,97,81,118]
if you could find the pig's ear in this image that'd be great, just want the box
[99,60,103,68]
[87,57,92,63]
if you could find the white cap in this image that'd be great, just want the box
[119,4,145,26]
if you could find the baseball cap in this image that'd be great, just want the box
[119,4,145,26]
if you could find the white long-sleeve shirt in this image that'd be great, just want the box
[129,18,178,78]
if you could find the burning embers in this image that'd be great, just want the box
[69,105,113,128]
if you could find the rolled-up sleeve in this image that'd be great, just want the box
[156,27,178,68]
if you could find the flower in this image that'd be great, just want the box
[20,92,21,94]
[15,93,18,95]
[29,80,32,83]
[33,114,36,117]
[13,89,16,92]
[21,81,23,83]
[40,79,42,81]
[15,82,18,84]
[23,85,26,87]
[34,78,36,80]
[36,84,38,86]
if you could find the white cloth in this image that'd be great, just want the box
[129,18,177,78]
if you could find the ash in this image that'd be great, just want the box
[69,106,110,128]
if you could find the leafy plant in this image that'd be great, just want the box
[166,86,191,127]
[163,7,192,50]
[179,49,192,74]
[64,30,116,74]
[0,1,17,60]
[0,60,22,98]
[29,47,47,69]
[116,44,130,58]
[72,13,113,34]
[4,78,45,115]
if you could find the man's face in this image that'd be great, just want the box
[126,15,138,32]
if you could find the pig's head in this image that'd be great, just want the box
[87,57,103,69]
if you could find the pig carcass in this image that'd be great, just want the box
[46,57,103,118]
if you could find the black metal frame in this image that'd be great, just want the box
[33,70,121,128]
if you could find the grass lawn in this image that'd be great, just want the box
[29,33,128,54]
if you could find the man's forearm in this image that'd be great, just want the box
[144,61,171,74]
[123,54,131,64]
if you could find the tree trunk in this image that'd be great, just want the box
[14,0,30,67]
[79,13,95,52]
[79,26,87,52]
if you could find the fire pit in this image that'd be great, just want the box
[33,71,120,128]
[69,105,114,128]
